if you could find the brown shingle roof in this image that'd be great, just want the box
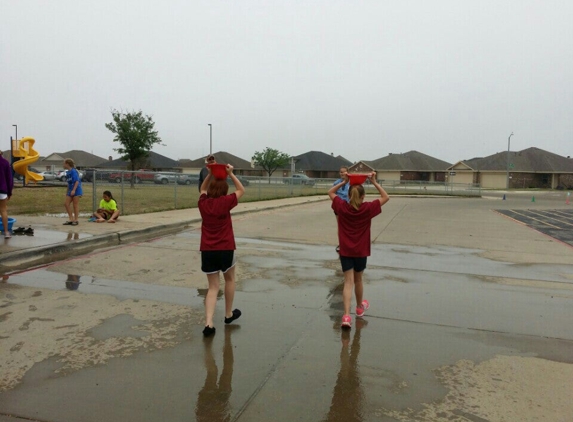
[42,150,107,167]
[463,147,573,172]
[179,151,252,169]
[369,151,451,171]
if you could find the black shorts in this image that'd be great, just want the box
[340,256,367,273]
[201,250,236,274]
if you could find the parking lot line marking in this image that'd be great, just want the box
[507,209,562,229]
[527,210,573,228]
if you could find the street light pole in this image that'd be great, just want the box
[208,124,212,155]
[506,132,513,189]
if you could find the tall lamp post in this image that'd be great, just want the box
[208,124,212,155]
[506,132,513,189]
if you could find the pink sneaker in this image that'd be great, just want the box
[355,299,370,317]
[341,314,352,329]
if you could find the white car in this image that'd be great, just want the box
[39,171,57,181]
[58,170,84,181]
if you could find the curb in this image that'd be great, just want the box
[0,197,327,273]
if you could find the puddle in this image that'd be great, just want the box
[4,270,206,308]
[88,314,151,340]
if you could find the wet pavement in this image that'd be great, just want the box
[1,191,573,421]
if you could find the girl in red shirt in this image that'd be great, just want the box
[328,172,389,329]
[198,164,245,336]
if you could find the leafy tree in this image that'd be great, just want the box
[105,109,163,187]
[252,147,291,183]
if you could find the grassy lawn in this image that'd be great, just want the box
[8,182,327,216]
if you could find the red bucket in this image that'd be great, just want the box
[348,174,369,185]
[208,163,228,180]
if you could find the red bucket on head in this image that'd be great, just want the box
[348,174,369,185]
[208,163,228,180]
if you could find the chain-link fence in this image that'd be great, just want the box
[82,170,481,216]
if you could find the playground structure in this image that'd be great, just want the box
[12,137,43,184]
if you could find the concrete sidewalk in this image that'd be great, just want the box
[0,196,327,273]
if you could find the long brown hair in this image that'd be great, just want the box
[348,184,365,210]
[207,179,229,198]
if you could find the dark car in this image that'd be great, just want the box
[82,168,107,182]
[176,174,200,185]
[228,175,250,186]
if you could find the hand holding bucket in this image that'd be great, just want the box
[207,163,229,180]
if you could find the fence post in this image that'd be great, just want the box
[174,176,177,209]
[120,172,124,214]
[91,170,97,213]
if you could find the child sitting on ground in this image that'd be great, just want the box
[91,190,120,223]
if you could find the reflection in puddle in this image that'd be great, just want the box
[197,288,223,299]
[66,232,80,241]
[323,319,367,422]
[65,274,81,290]
[6,269,205,308]
[195,325,239,421]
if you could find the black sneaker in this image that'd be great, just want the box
[202,326,216,337]
[224,309,242,324]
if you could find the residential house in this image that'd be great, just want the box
[178,151,253,176]
[448,147,573,189]
[287,151,352,179]
[97,151,180,171]
[357,151,450,182]
[40,150,107,172]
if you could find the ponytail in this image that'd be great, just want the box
[349,185,365,210]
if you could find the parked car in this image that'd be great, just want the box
[283,174,315,185]
[39,171,57,181]
[176,174,200,185]
[57,169,83,181]
[154,172,181,184]
[108,170,155,184]
[228,175,250,186]
[82,168,108,182]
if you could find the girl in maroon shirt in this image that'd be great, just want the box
[198,164,245,336]
[328,172,389,329]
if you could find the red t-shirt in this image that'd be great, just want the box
[198,193,238,251]
[332,196,381,257]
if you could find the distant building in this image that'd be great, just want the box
[286,151,352,178]
[178,151,253,176]
[40,150,107,172]
[97,151,180,171]
[448,147,573,189]
[358,151,450,182]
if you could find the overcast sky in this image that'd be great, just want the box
[1,0,572,165]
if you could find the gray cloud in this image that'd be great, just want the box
[2,0,571,164]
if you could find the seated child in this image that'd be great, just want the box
[93,190,120,223]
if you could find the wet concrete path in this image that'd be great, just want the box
[2,238,573,421]
[2,196,573,421]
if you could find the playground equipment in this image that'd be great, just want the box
[12,137,43,184]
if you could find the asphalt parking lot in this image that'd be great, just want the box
[496,208,573,246]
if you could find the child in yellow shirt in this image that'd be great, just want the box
[92,190,120,223]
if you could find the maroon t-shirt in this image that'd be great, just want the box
[332,196,382,257]
[198,193,238,251]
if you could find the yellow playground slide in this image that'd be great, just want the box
[12,137,44,184]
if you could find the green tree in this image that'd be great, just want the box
[105,109,163,187]
[252,147,291,183]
